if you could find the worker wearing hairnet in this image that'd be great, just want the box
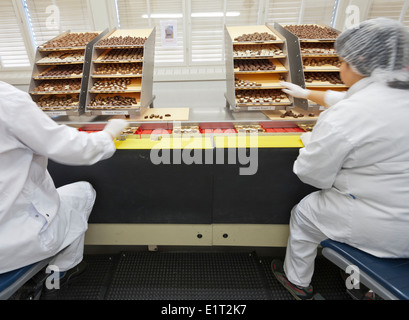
[0,81,127,286]
[273,18,409,300]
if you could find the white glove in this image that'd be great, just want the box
[103,119,128,139]
[300,132,312,146]
[280,81,310,99]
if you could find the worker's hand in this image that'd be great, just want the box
[280,81,310,99]
[103,119,128,139]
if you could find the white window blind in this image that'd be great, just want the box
[266,0,336,26]
[266,0,303,24]
[191,0,225,63]
[301,0,336,25]
[23,0,93,47]
[116,0,185,65]
[0,0,31,69]
[191,0,261,63]
[368,0,409,28]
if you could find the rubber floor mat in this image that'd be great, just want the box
[105,251,271,300]
[41,251,351,300]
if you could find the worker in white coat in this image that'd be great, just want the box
[0,81,128,285]
[272,18,409,300]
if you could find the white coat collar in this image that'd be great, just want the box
[344,77,375,99]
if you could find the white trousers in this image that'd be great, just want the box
[46,182,96,272]
[283,205,328,288]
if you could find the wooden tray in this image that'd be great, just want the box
[130,108,190,121]
[234,59,287,74]
[227,25,284,44]
[89,78,142,93]
[235,73,284,89]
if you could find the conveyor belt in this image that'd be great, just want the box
[40,251,351,300]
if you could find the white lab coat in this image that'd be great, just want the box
[0,81,115,273]
[294,77,409,258]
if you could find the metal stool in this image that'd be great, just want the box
[0,258,52,300]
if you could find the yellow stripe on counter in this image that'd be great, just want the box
[115,136,214,150]
[114,134,304,150]
[213,134,303,148]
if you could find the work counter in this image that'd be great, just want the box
[47,104,318,248]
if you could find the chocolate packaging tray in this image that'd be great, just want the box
[224,24,296,112]
[29,30,109,116]
[85,28,156,116]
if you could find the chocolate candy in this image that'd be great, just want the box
[34,79,82,92]
[91,78,131,92]
[42,33,99,48]
[234,59,277,71]
[39,65,83,78]
[97,36,147,47]
[234,32,277,42]
[304,72,343,85]
[88,95,138,107]
[284,25,338,39]
[94,63,142,75]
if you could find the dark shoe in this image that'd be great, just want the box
[271,259,314,300]
[41,261,88,297]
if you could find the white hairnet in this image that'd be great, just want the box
[335,18,409,88]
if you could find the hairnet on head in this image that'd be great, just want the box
[335,17,409,88]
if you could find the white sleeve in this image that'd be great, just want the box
[9,90,116,166]
[324,90,347,107]
[294,119,353,189]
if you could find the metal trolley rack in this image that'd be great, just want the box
[224,24,306,113]
[28,30,108,117]
[85,28,156,117]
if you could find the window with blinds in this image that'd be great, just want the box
[266,0,336,26]
[116,0,185,65]
[367,0,409,28]
[266,0,303,24]
[0,0,31,69]
[301,0,336,25]
[23,0,94,47]
[191,0,261,63]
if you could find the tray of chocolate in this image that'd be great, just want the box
[89,78,141,93]
[93,63,143,77]
[31,79,82,94]
[228,25,283,44]
[37,51,85,65]
[234,124,265,133]
[94,29,151,48]
[95,35,147,49]
[302,57,340,71]
[172,126,200,135]
[235,89,290,106]
[233,44,284,58]
[283,24,339,41]
[95,48,144,63]
[234,73,285,89]
[304,72,345,87]
[234,59,287,73]
[36,94,80,111]
[33,64,83,79]
[87,93,140,110]
[39,32,100,51]
[300,42,337,56]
